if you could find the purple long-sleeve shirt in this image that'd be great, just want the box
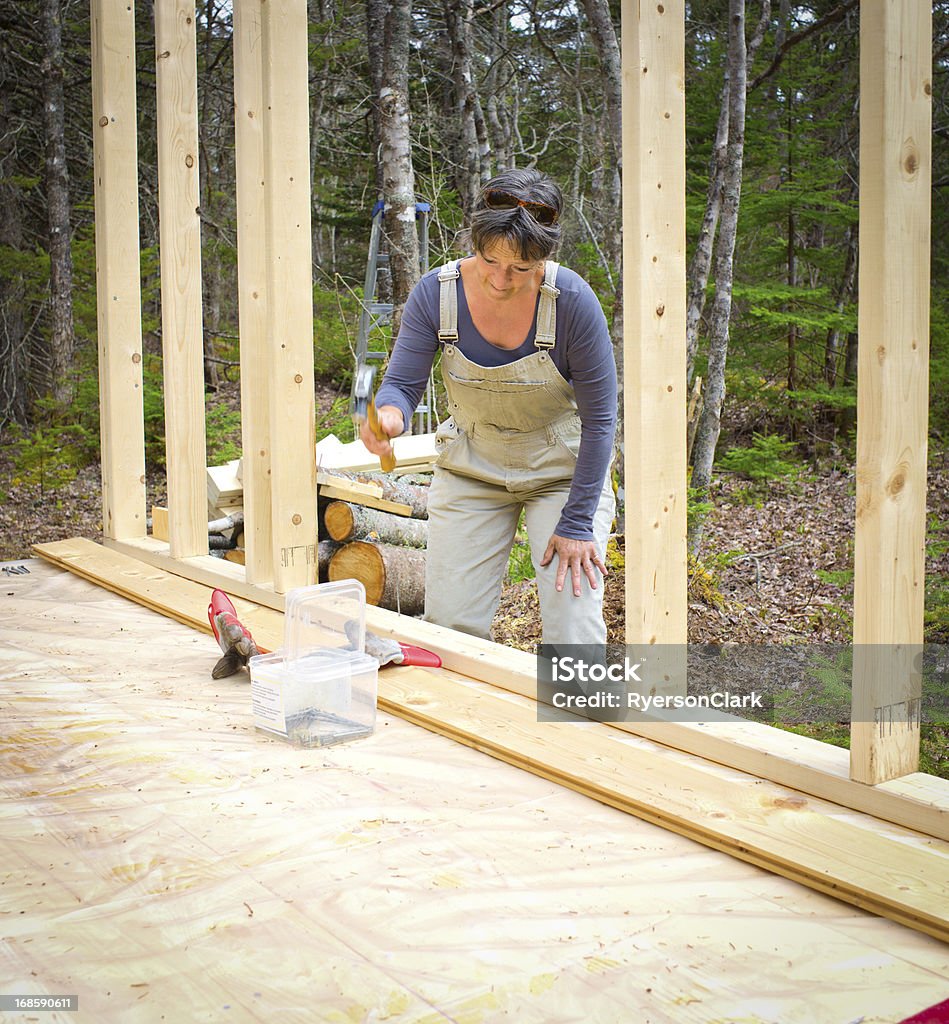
[375,262,617,540]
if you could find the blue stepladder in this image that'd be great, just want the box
[352,199,434,437]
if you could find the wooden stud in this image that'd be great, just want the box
[90,0,146,542]
[260,0,317,593]
[621,0,688,656]
[851,1,932,784]
[155,0,208,558]
[233,0,273,586]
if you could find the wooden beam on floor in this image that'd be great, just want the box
[66,535,949,840]
[31,539,949,942]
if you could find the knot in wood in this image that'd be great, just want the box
[99,116,109,127]
[772,796,807,810]
[886,467,908,498]
[901,138,919,179]
[292,514,302,525]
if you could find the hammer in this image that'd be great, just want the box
[352,364,397,472]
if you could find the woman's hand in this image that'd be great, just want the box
[359,404,404,459]
[540,534,608,597]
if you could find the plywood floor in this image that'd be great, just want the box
[1,559,947,1024]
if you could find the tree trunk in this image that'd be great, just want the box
[824,221,858,386]
[328,540,426,615]
[581,0,622,275]
[0,85,29,428]
[443,0,488,214]
[483,9,512,171]
[309,0,341,274]
[370,0,420,336]
[686,84,728,387]
[688,0,750,555]
[323,500,428,546]
[580,0,623,512]
[40,0,74,407]
[365,0,386,196]
[786,206,798,396]
[839,329,858,435]
[686,1,769,388]
[782,27,797,411]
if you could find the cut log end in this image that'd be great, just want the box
[328,540,426,616]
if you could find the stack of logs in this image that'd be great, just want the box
[155,461,434,616]
[318,469,430,616]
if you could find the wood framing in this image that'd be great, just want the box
[259,0,318,593]
[86,3,941,841]
[90,0,146,542]
[852,0,932,784]
[232,0,274,586]
[621,0,689,652]
[155,0,208,558]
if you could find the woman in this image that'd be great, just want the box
[360,168,617,645]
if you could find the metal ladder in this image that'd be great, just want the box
[353,200,434,434]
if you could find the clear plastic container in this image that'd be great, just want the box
[285,579,367,659]
[249,580,378,747]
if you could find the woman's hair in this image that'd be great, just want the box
[460,168,563,263]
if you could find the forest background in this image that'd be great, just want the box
[0,1,948,768]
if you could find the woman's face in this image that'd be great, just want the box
[472,238,544,301]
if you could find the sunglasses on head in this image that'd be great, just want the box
[482,189,559,226]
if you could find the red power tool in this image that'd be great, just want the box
[207,588,442,679]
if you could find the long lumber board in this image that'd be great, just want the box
[31,538,949,942]
[316,432,437,473]
[381,673,949,941]
[96,535,949,840]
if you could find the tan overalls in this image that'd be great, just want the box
[425,260,615,644]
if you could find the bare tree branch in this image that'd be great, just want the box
[749,0,858,93]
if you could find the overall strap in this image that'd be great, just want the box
[437,261,460,343]
[534,261,560,350]
[439,258,560,349]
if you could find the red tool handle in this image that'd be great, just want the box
[398,643,442,668]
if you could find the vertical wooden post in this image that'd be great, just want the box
[260,0,317,593]
[851,1,932,784]
[233,0,273,585]
[622,0,688,655]
[90,0,146,542]
[155,0,208,558]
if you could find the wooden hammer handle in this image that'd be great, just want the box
[367,402,397,473]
